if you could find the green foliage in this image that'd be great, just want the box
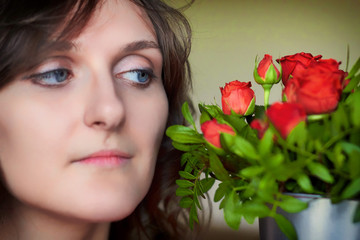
[165,58,360,237]
[274,214,298,240]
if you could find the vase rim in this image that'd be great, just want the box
[284,192,323,199]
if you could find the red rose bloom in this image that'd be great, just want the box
[250,119,268,139]
[266,102,307,139]
[255,54,280,84]
[201,119,235,148]
[276,52,322,85]
[220,81,255,116]
[283,59,345,115]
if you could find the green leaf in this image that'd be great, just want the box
[265,154,284,168]
[347,91,360,127]
[183,157,199,173]
[341,177,360,199]
[223,190,242,230]
[327,143,346,170]
[330,178,347,202]
[278,195,308,213]
[287,121,307,148]
[222,114,248,133]
[193,185,202,208]
[274,214,298,240]
[179,171,197,180]
[244,97,256,116]
[242,201,271,218]
[341,142,360,154]
[343,74,360,93]
[172,141,201,152]
[259,128,274,157]
[332,104,349,132]
[199,177,216,193]
[179,197,193,208]
[347,57,360,79]
[296,173,314,193]
[258,174,277,202]
[181,102,195,128]
[214,182,229,202]
[349,151,360,179]
[199,103,222,119]
[176,187,194,197]
[209,151,230,181]
[307,162,334,183]
[307,121,326,141]
[243,213,257,225]
[200,110,212,124]
[241,166,264,178]
[221,134,259,161]
[176,179,195,188]
[166,125,204,144]
[189,204,199,229]
[242,178,257,198]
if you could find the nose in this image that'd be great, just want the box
[84,75,125,131]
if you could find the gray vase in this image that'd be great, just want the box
[259,193,360,240]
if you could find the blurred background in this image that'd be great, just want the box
[167,0,360,239]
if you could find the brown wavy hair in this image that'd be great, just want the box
[0,0,194,239]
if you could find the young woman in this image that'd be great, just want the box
[0,0,193,239]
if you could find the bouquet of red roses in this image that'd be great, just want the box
[166,52,360,240]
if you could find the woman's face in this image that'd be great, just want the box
[0,0,168,222]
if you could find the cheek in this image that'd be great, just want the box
[125,87,169,182]
[130,88,169,152]
[0,100,73,158]
[0,97,75,198]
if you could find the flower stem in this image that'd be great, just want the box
[233,186,248,192]
[263,84,273,109]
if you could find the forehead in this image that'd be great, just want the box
[73,0,157,45]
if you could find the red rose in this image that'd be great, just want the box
[266,102,307,139]
[276,52,322,85]
[201,119,235,148]
[250,119,268,139]
[254,54,281,85]
[283,59,345,115]
[220,81,255,116]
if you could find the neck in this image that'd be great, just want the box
[1,199,111,240]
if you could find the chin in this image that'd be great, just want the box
[72,202,136,223]
[73,192,145,223]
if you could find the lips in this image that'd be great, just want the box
[74,150,131,167]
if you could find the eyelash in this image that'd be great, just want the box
[27,68,73,88]
[115,68,156,88]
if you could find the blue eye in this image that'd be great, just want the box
[29,68,71,87]
[120,69,154,85]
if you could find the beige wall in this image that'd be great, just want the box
[169,0,360,239]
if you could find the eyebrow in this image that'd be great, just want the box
[57,39,160,54]
[123,40,160,53]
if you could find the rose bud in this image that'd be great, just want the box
[276,52,322,85]
[266,102,307,139]
[254,54,281,85]
[250,119,268,139]
[220,81,255,116]
[201,119,235,148]
[283,59,345,115]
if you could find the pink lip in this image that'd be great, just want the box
[75,150,131,167]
